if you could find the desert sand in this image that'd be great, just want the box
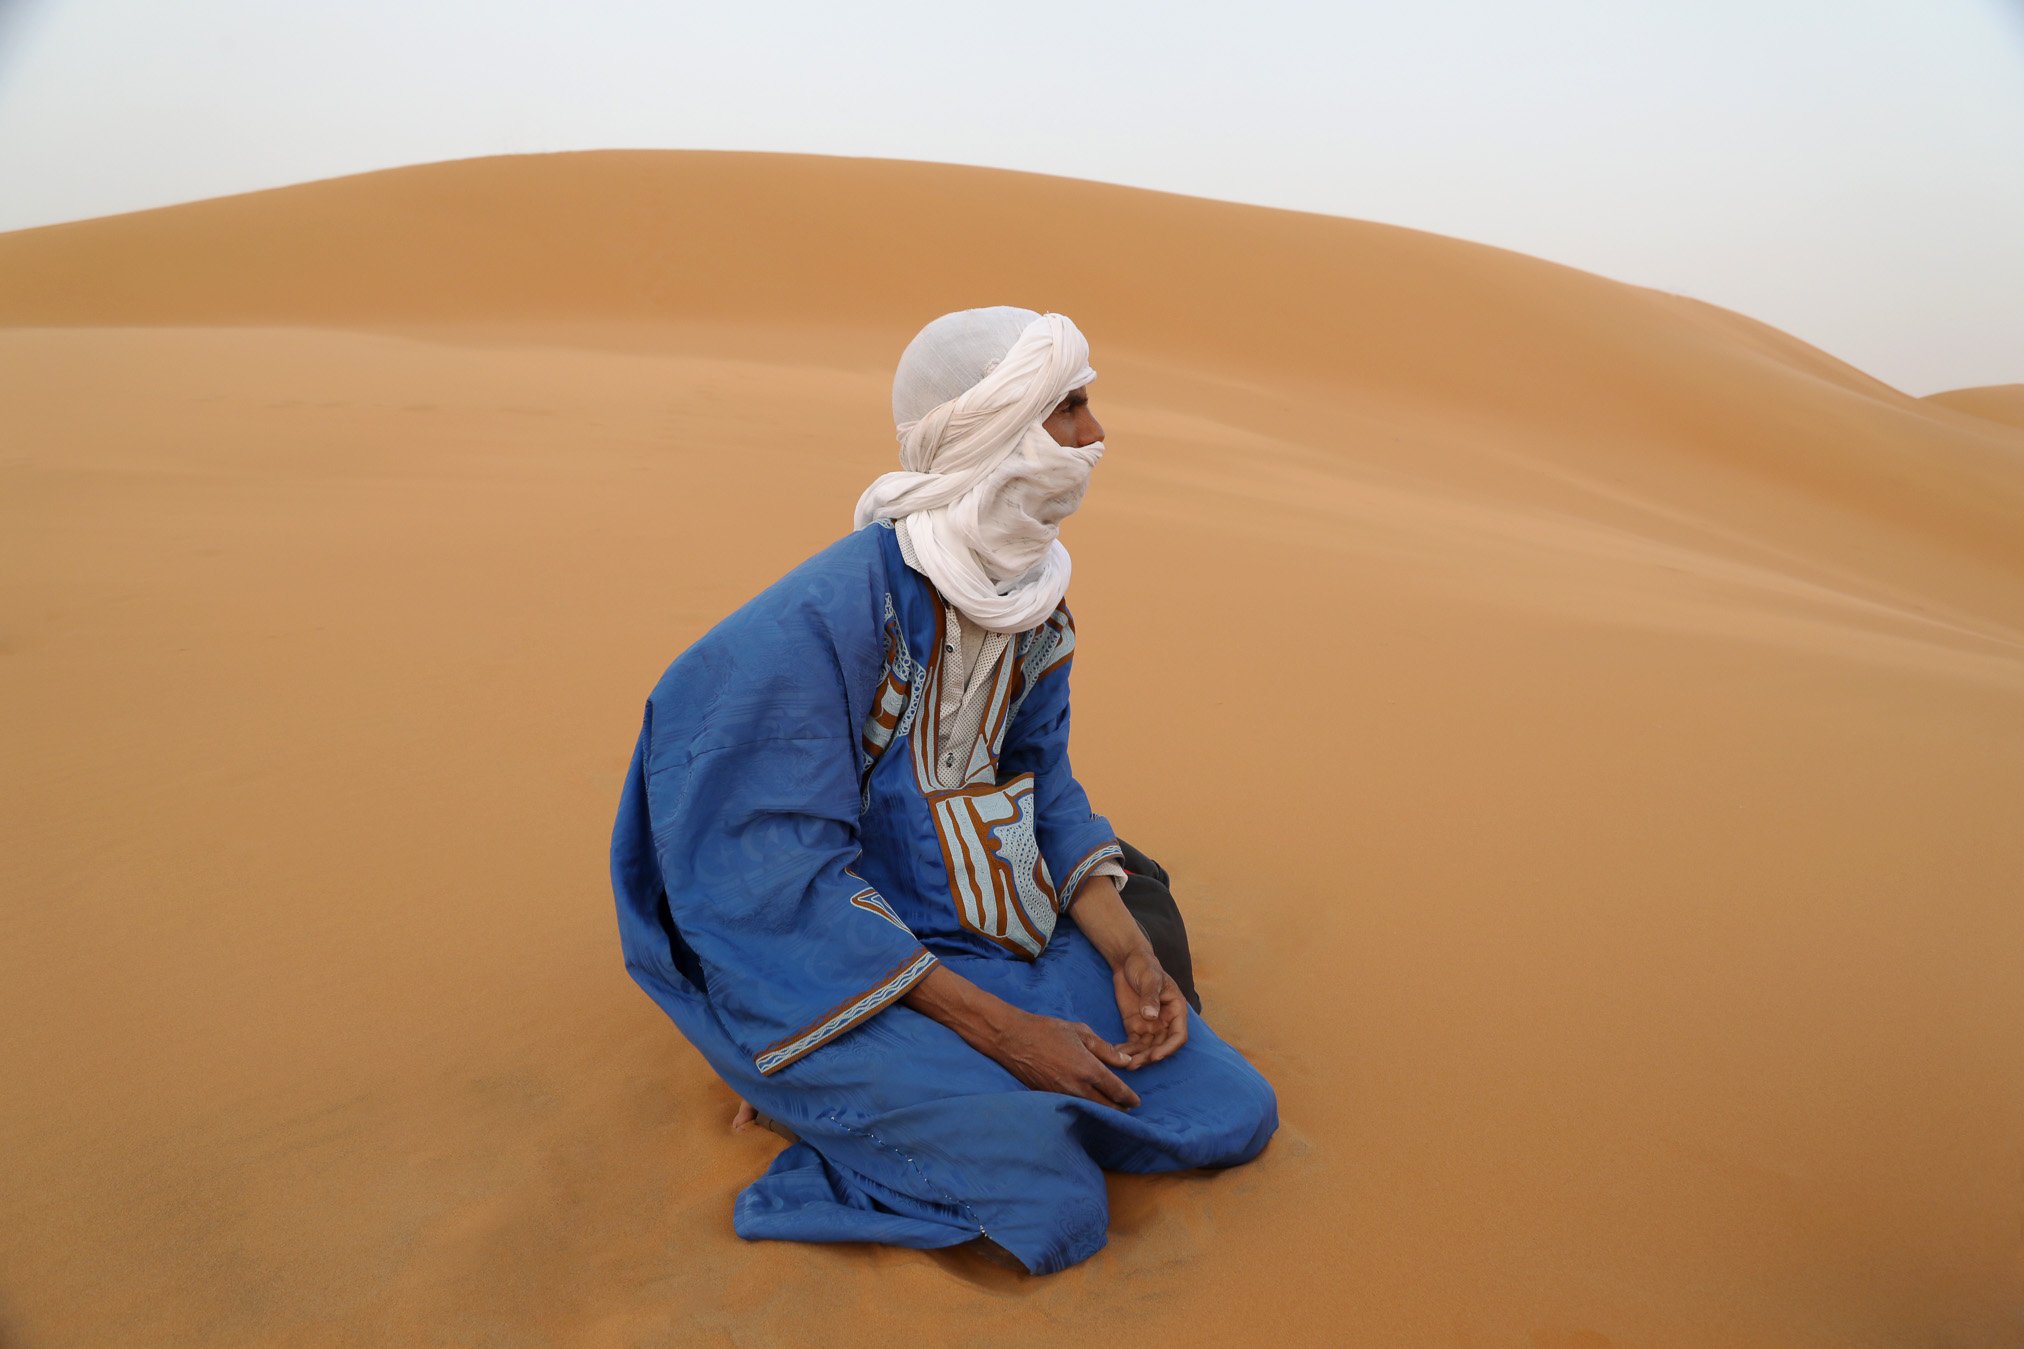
[1925,384,2024,432]
[3,151,2022,1348]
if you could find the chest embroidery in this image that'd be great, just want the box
[929,774,1058,957]
[859,591,1080,960]
[859,594,920,788]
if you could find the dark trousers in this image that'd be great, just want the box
[1113,840,1201,1013]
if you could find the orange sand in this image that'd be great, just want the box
[1926,384,2024,433]
[3,151,2022,1348]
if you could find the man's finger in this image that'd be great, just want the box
[1083,1061,1141,1110]
[1079,1026,1133,1068]
[1148,1001,1189,1061]
[1131,964,1164,1023]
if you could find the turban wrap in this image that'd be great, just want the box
[854,309,1101,633]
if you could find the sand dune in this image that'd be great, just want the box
[3,151,2021,1348]
[1925,383,2024,432]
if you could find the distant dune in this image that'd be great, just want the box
[1925,382,2024,432]
[4,151,2021,1348]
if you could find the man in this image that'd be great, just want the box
[611,307,1276,1275]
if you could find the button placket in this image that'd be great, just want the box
[939,604,960,786]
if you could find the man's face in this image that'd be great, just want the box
[1042,387,1104,449]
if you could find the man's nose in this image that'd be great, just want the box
[1077,411,1105,447]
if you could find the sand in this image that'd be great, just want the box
[3,151,2022,1348]
[1925,384,2024,433]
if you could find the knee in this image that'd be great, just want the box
[1196,1046,1279,1165]
[1221,1059,1279,1161]
[1238,1072,1279,1160]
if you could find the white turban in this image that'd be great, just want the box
[854,309,1101,633]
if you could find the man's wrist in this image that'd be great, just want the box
[1076,881,1157,974]
[975,999,1030,1054]
[1097,925,1155,971]
[907,964,1018,1053]
[1069,876,1156,971]
[1071,872,1126,911]
[1111,938,1156,974]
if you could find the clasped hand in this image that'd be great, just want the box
[737,875,1194,1128]
[891,875,1192,1114]
[1109,944,1189,1068]
[992,872,1191,1110]
[982,940,1187,1111]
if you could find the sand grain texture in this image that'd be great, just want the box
[3,152,2022,1348]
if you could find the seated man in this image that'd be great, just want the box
[610,307,1277,1274]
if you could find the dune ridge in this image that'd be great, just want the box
[1925,383,2024,431]
[3,151,2022,1348]
[7,151,2019,634]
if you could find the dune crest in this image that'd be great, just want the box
[3,152,2021,1348]
[1925,382,2024,432]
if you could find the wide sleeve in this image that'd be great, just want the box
[997,604,1123,908]
[615,543,938,1077]
[648,709,936,1075]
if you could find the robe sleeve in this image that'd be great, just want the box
[997,605,1123,908]
[616,540,939,1077]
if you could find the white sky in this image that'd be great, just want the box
[2,0,2021,394]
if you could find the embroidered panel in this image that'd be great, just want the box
[964,637,1022,784]
[1006,603,1075,729]
[847,887,913,934]
[927,772,1061,959]
[907,599,955,791]
[860,593,923,803]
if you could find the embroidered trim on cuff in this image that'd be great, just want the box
[753,948,938,1076]
[1060,841,1126,910]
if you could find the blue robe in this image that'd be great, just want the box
[610,523,1276,1273]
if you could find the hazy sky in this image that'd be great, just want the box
[2,0,2021,393]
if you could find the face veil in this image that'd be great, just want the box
[854,309,1101,633]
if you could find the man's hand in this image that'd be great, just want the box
[987,1012,1142,1110]
[902,964,1141,1110]
[1071,874,1190,1066]
[1112,947,1189,1066]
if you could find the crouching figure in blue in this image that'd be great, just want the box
[610,308,1277,1274]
